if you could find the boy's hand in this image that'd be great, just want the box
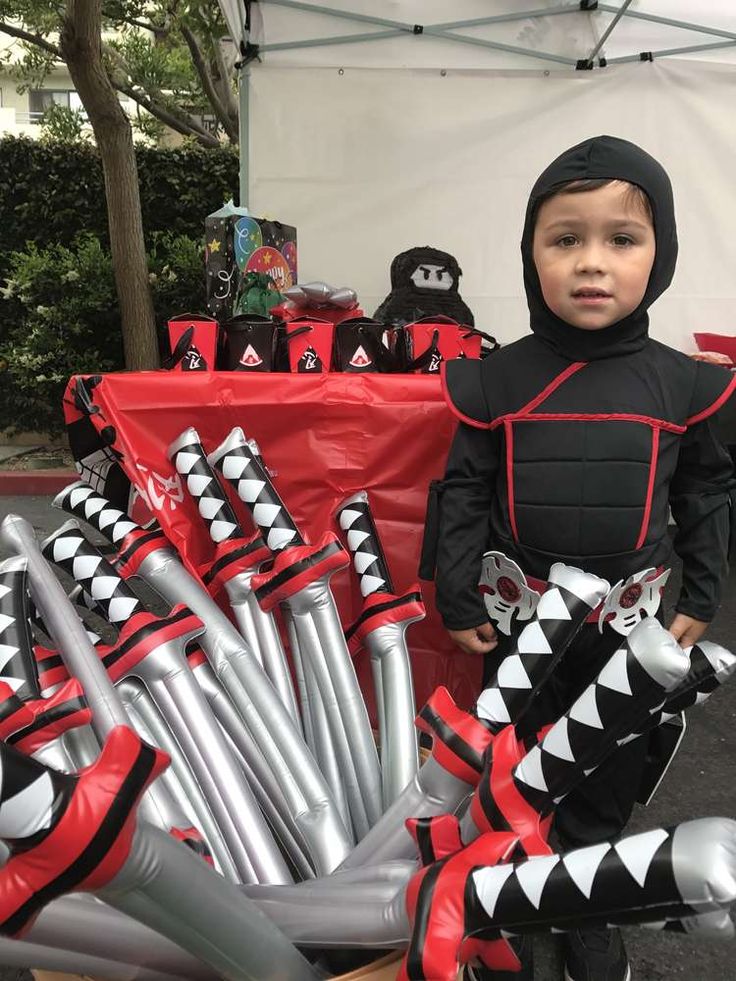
[668,613,709,648]
[447,623,498,655]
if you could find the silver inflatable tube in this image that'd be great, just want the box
[339,755,472,869]
[102,824,320,981]
[0,936,192,980]
[134,546,352,874]
[118,678,239,881]
[364,621,419,806]
[25,894,216,979]
[190,657,316,879]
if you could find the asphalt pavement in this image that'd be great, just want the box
[0,495,734,981]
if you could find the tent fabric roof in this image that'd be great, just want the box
[248,1,736,70]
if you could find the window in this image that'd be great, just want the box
[28,89,79,122]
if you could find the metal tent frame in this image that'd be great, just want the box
[235,1,736,202]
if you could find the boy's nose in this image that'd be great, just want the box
[575,244,606,273]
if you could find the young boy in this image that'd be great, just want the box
[427,136,736,980]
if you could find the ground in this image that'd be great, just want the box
[0,495,734,980]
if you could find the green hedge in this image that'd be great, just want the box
[0,137,239,272]
[0,137,237,435]
[0,232,206,437]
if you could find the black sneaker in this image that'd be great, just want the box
[466,935,534,980]
[563,928,630,981]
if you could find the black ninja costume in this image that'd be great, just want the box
[423,135,736,853]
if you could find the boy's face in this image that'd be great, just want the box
[532,181,656,331]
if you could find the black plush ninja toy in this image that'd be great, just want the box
[373,246,475,327]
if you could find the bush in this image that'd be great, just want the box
[0,136,238,277]
[0,232,206,437]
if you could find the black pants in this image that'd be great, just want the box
[483,622,651,852]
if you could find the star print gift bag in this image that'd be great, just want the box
[205,200,298,322]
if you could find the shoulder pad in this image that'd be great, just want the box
[441,358,492,428]
[687,362,736,425]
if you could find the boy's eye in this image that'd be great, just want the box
[612,234,635,247]
[555,234,578,247]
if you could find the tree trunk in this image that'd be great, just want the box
[61,0,159,369]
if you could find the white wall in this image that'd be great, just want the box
[248,58,736,352]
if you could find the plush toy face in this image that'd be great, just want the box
[409,264,454,291]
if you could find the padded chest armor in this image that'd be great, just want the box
[444,335,735,581]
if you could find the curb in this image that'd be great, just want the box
[0,470,77,496]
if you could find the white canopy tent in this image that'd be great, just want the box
[233,2,736,351]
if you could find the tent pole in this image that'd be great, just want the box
[239,67,249,209]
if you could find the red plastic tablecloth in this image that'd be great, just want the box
[65,371,482,714]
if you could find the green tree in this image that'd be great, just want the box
[0,0,240,146]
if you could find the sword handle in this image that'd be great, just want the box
[42,521,145,628]
[53,481,140,547]
[208,426,305,552]
[335,490,394,597]
[168,427,244,544]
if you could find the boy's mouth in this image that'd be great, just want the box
[571,287,612,304]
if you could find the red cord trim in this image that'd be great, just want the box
[516,361,588,416]
[635,427,660,549]
[686,373,736,426]
[491,412,686,433]
[504,421,519,544]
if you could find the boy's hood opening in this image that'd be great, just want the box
[521,135,678,362]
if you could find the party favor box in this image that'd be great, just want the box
[205,200,297,321]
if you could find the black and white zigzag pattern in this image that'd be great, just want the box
[209,426,304,552]
[336,491,393,597]
[468,822,722,936]
[42,522,143,627]
[0,557,38,699]
[619,641,736,744]
[168,427,243,544]
[0,741,71,842]
[512,623,688,815]
[475,566,609,731]
[53,481,138,546]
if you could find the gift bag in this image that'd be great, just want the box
[223,314,283,371]
[165,313,219,371]
[284,317,334,373]
[405,316,494,373]
[333,317,403,373]
[206,201,297,322]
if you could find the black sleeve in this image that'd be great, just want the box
[669,416,735,622]
[433,422,499,630]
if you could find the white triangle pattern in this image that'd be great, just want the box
[69,486,93,508]
[90,577,120,601]
[0,614,14,635]
[0,772,55,838]
[514,746,549,793]
[187,474,213,497]
[210,520,238,543]
[517,620,552,656]
[237,478,266,503]
[338,508,362,530]
[175,451,201,475]
[477,686,512,725]
[52,536,85,562]
[267,527,297,551]
[222,456,249,480]
[0,645,20,672]
[497,653,533,690]
[568,685,604,729]
[347,529,371,551]
[541,716,577,762]
[354,552,378,575]
[72,555,102,581]
[198,497,224,521]
[108,596,141,623]
[614,828,669,887]
[360,575,386,597]
[471,865,515,918]
[515,854,560,909]
[597,647,632,696]
[563,843,611,899]
[0,584,10,601]
[83,498,106,517]
[536,587,572,622]
[253,503,282,527]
